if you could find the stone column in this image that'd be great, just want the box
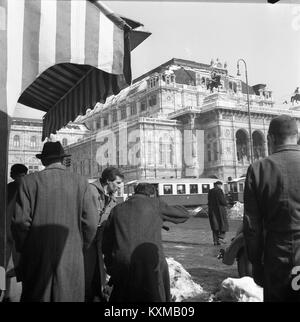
[183,114,204,177]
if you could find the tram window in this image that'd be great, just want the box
[223,183,228,194]
[163,185,173,195]
[239,183,244,192]
[233,183,238,193]
[177,184,186,194]
[190,184,198,194]
[202,184,210,194]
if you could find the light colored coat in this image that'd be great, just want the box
[83,180,118,301]
[11,164,98,302]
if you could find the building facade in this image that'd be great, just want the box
[65,58,300,182]
[8,117,88,179]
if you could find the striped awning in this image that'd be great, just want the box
[0,0,151,140]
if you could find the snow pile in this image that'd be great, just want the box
[228,202,244,219]
[215,277,263,302]
[166,257,204,302]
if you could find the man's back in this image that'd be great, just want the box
[12,163,97,302]
[244,145,300,301]
[104,194,164,266]
[245,145,300,233]
[102,193,188,302]
[14,164,97,244]
[244,115,300,301]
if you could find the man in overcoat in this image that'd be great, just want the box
[207,181,228,245]
[4,164,28,301]
[102,183,189,302]
[11,142,98,302]
[84,167,124,302]
[244,114,300,301]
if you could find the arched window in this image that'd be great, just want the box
[30,136,37,148]
[62,138,68,146]
[236,129,250,163]
[13,135,20,147]
[252,131,265,160]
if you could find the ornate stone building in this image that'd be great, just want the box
[65,58,300,182]
[8,117,88,179]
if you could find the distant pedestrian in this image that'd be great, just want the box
[84,167,124,302]
[244,114,300,301]
[11,142,98,302]
[207,181,228,245]
[3,164,28,302]
[102,182,189,302]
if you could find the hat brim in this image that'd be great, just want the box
[36,153,71,160]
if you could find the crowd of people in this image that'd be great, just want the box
[2,113,300,302]
[2,142,189,302]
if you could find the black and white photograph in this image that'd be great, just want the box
[1,0,300,306]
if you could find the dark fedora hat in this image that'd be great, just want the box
[214,181,223,185]
[36,141,71,160]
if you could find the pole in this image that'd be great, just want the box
[237,59,254,164]
[0,112,10,294]
[0,0,8,296]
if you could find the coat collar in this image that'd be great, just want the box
[44,163,66,171]
[273,144,300,154]
[91,179,105,193]
[91,179,117,201]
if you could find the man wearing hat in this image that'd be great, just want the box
[207,181,228,245]
[244,114,300,301]
[11,141,98,302]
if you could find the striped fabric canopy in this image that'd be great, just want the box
[0,0,150,139]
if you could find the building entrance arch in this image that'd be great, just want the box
[236,129,249,164]
[252,131,265,160]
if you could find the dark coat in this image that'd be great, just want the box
[207,187,228,232]
[243,145,300,301]
[11,164,98,302]
[102,194,189,302]
[6,181,19,268]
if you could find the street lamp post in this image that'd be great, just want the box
[237,58,254,164]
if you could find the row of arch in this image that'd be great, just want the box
[236,129,266,162]
[12,135,69,148]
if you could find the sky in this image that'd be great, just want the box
[16,0,300,119]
